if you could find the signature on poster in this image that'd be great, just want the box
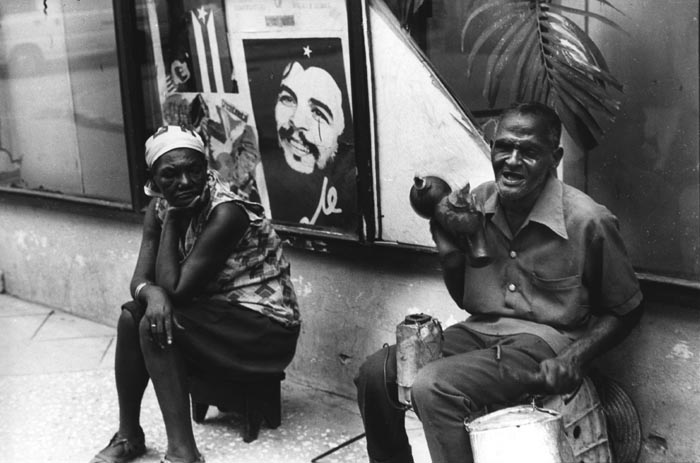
[300,176,341,224]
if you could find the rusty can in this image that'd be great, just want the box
[396,313,443,405]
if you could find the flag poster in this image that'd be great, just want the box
[149,0,261,201]
[146,0,358,236]
[156,0,237,94]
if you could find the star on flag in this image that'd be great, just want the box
[303,45,312,58]
[197,6,208,21]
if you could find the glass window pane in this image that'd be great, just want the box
[0,0,130,203]
[585,0,700,281]
[406,0,700,282]
[368,2,493,246]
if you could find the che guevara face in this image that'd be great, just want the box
[275,62,345,174]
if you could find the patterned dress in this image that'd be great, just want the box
[149,169,300,379]
[154,169,300,327]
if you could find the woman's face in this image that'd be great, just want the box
[151,148,207,207]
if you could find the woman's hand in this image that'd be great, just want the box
[164,187,210,225]
[142,285,183,349]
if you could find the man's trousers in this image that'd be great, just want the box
[354,322,556,463]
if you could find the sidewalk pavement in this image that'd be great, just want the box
[0,294,430,463]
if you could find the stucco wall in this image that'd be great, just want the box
[0,198,698,462]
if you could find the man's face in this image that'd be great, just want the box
[491,113,562,205]
[275,62,345,174]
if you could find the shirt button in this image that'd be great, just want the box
[508,283,516,292]
[509,250,517,259]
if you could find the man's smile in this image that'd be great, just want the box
[288,137,313,158]
[500,170,526,186]
[279,128,320,161]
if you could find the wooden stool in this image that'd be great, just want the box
[188,373,284,443]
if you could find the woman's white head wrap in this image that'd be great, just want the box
[144,125,205,168]
[143,125,206,197]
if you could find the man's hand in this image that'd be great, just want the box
[535,356,583,395]
[522,309,642,396]
[508,355,583,396]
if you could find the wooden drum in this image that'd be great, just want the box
[542,376,613,462]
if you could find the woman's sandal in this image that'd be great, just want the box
[89,431,146,463]
[160,452,205,463]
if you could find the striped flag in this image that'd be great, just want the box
[187,4,234,93]
[165,74,177,94]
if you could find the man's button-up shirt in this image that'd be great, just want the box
[462,175,642,354]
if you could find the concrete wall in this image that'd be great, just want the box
[1,196,698,462]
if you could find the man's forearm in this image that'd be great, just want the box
[558,304,643,369]
[431,220,467,307]
[531,303,643,394]
[440,250,466,307]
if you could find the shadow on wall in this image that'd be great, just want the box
[593,295,700,463]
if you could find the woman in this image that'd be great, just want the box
[91,126,300,463]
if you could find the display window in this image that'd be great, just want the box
[135,0,362,237]
[0,0,697,284]
[0,0,130,205]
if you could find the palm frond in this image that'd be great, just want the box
[510,32,539,101]
[460,0,519,51]
[484,13,536,105]
[462,0,625,149]
[465,8,531,77]
[546,3,627,35]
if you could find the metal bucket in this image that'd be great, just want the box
[465,405,575,463]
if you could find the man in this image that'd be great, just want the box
[260,58,358,230]
[354,102,643,463]
[275,61,346,175]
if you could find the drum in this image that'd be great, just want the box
[542,376,613,462]
[465,405,575,463]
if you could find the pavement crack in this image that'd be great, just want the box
[100,336,115,363]
[30,310,54,339]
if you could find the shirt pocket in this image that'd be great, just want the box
[530,273,580,290]
[528,273,584,326]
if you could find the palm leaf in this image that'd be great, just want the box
[461,0,523,52]
[547,2,626,30]
[484,13,535,105]
[552,69,613,126]
[465,8,531,77]
[461,0,625,149]
[511,32,539,101]
[549,63,620,115]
